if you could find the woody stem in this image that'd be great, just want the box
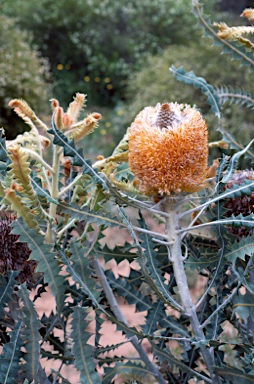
[164,197,221,384]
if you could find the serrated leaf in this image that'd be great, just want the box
[114,162,133,181]
[31,172,58,205]
[59,202,124,229]
[67,240,101,302]
[61,247,145,340]
[106,271,152,312]
[18,284,41,381]
[11,219,65,311]
[216,85,254,110]
[223,180,254,199]
[237,268,254,295]
[0,271,19,318]
[71,306,101,384]
[51,369,72,384]
[93,243,137,263]
[214,365,254,383]
[153,345,210,382]
[0,129,10,174]
[0,321,23,384]
[5,190,38,229]
[216,154,230,184]
[170,65,221,118]
[159,316,190,338]
[228,213,254,229]
[233,293,254,320]
[192,1,254,69]
[225,235,254,263]
[217,125,253,154]
[48,116,106,187]
[95,341,133,357]
[222,139,254,183]
[8,146,49,220]
[142,301,164,334]
[102,362,152,384]
[59,248,102,310]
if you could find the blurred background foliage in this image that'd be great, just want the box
[0,14,51,139]
[0,0,254,152]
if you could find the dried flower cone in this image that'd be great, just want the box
[224,170,254,241]
[128,103,208,196]
[0,215,38,288]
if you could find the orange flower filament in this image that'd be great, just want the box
[128,103,208,196]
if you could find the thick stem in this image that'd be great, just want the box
[92,259,166,384]
[45,147,62,243]
[164,198,221,384]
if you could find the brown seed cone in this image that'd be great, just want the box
[0,215,38,289]
[224,170,254,241]
[128,103,208,196]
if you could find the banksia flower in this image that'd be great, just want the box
[128,103,208,196]
[224,170,254,241]
[9,99,36,121]
[0,214,38,288]
[241,8,254,23]
[51,93,101,140]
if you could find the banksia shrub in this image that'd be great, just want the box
[224,170,254,241]
[128,102,208,196]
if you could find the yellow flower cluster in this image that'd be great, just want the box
[128,103,208,196]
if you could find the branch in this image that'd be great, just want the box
[25,149,54,174]
[178,218,254,235]
[58,174,83,198]
[92,258,167,384]
[164,197,222,384]
[200,284,240,329]
[179,181,254,219]
[195,249,224,310]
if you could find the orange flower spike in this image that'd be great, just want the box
[62,113,74,129]
[9,99,35,120]
[54,106,64,130]
[50,98,59,111]
[128,103,208,197]
[241,8,254,23]
[66,93,86,123]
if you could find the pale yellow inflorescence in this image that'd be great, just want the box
[128,102,208,197]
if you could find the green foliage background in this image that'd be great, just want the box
[0,14,51,139]
[2,0,252,150]
[1,0,201,106]
[0,0,253,152]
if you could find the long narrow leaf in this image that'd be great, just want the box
[192,1,254,68]
[11,219,65,311]
[225,235,254,263]
[18,284,41,381]
[0,271,19,318]
[71,306,101,384]
[170,65,221,118]
[59,202,124,229]
[222,139,254,183]
[106,270,152,312]
[214,365,254,383]
[0,321,23,384]
[48,116,106,187]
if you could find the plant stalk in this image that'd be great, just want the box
[164,197,221,384]
[45,146,62,243]
[92,258,167,384]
